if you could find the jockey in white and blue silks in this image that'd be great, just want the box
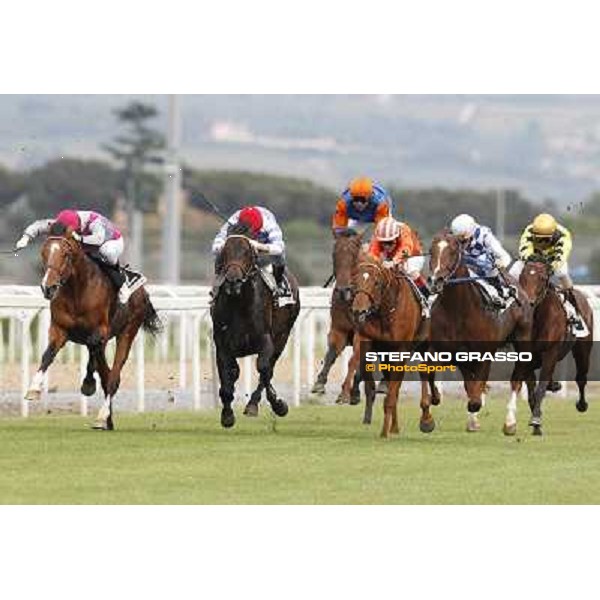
[212,205,290,297]
[450,214,514,307]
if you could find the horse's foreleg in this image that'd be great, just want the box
[259,335,288,418]
[337,334,361,405]
[26,325,67,401]
[80,346,97,397]
[573,340,592,413]
[312,329,346,394]
[216,350,239,428]
[419,373,435,433]
[530,350,560,435]
[382,377,403,438]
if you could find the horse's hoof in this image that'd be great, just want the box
[349,393,361,406]
[576,400,588,413]
[311,381,326,395]
[243,403,259,417]
[503,422,517,436]
[221,409,235,428]
[91,421,110,431]
[376,380,388,395]
[25,389,41,402]
[420,419,435,434]
[532,426,543,436]
[80,379,97,397]
[547,381,562,393]
[271,399,289,417]
[466,420,481,432]
[362,417,372,425]
[335,392,350,405]
[380,431,389,439]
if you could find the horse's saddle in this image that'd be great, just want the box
[467,268,516,313]
[391,268,430,318]
[259,265,296,307]
[90,255,146,296]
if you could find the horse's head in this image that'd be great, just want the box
[520,256,552,307]
[428,229,462,294]
[352,254,389,324]
[40,223,82,300]
[219,222,257,297]
[332,229,363,302]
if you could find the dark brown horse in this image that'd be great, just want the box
[348,252,433,437]
[25,225,161,429]
[311,230,363,403]
[211,224,300,428]
[518,257,593,435]
[428,230,533,433]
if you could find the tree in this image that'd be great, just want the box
[103,101,165,267]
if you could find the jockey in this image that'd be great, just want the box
[332,176,392,234]
[509,213,583,328]
[212,205,291,298]
[14,209,145,304]
[368,217,428,296]
[450,213,515,308]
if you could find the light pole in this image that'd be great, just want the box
[161,94,182,284]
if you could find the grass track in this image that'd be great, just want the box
[1,397,600,504]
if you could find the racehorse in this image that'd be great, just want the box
[25,224,162,430]
[211,222,300,428]
[428,229,533,433]
[518,256,593,435]
[347,252,434,437]
[312,230,364,404]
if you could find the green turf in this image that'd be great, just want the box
[0,397,599,504]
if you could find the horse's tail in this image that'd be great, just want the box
[142,292,163,336]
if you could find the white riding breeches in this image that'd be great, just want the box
[406,255,425,278]
[98,237,124,266]
[510,259,570,286]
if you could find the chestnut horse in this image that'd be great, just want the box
[517,257,593,435]
[312,230,363,403]
[428,230,533,433]
[211,224,300,428]
[26,225,161,430]
[348,252,434,438]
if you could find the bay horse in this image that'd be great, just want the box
[312,230,363,404]
[517,256,593,435]
[25,224,162,430]
[428,229,533,433]
[211,223,300,428]
[348,252,433,438]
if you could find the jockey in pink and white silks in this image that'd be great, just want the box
[15,209,146,304]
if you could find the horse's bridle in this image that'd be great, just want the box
[354,261,391,316]
[432,235,463,289]
[523,259,551,308]
[43,236,75,288]
[221,235,257,284]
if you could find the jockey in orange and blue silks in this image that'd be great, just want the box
[331,177,392,234]
[15,209,145,304]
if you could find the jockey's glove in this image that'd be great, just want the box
[72,232,82,242]
[382,260,395,268]
[250,240,270,254]
[14,234,30,250]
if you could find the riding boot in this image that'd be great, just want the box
[273,263,290,297]
[565,287,585,332]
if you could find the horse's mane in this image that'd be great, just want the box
[526,253,552,266]
[49,222,69,237]
[227,221,256,238]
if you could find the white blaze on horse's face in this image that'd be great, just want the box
[363,272,369,281]
[42,242,60,288]
[432,240,448,277]
[529,269,536,275]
